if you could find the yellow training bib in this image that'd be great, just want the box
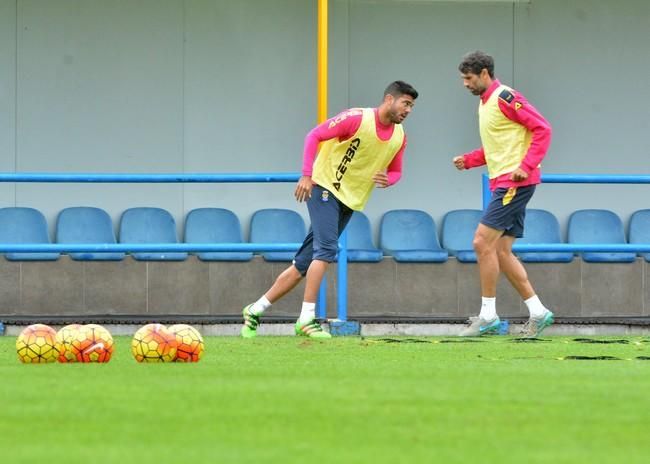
[479,85,533,179]
[312,108,404,210]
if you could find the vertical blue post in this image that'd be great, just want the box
[482,173,490,211]
[317,278,327,319]
[337,228,348,321]
[329,225,360,335]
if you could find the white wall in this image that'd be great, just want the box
[0,0,16,205]
[14,0,185,222]
[514,0,650,233]
[0,0,648,241]
[182,0,316,218]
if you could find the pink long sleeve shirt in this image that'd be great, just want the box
[463,79,552,191]
[302,108,407,186]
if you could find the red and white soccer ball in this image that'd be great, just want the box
[70,324,114,363]
[131,323,178,363]
[56,323,83,363]
[168,324,205,363]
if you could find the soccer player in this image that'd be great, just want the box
[241,81,418,338]
[453,51,554,337]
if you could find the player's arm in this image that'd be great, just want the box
[498,91,552,181]
[295,110,363,202]
[373,137,407,188]
[453,147,486,171]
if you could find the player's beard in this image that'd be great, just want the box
[389,106,405,124]
[474,81,488,96]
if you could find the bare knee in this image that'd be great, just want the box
[473,225,503,257]
[496,246,513,261]
[277,265,304,285]
[496,236,516,262]
[473,234,491,255]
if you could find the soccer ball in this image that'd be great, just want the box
[56,323,82,363]
[16,324,62,364]
[168,324,205,363]
[131,323,178,363]
[71,324,114,363]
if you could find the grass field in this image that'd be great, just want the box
[1,334,650,464]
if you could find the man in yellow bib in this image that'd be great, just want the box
[453,51,554,338]
[241,81,418,338]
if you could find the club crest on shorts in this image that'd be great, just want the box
[321,190,329,202]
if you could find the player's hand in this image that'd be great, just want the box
[453,156,465,170]
[510,168,529,182]
[372,171,390,188]
[294,176,313,202]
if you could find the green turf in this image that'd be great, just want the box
[1,335,650,464]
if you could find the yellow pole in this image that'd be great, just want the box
[316,0,330,319]
[317,0,328,123]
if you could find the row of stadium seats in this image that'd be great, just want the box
[0,206,649,263]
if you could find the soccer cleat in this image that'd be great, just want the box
[521,310,554,338]
[295,319,332,339]
[240,304,260,339]
[458,316,501,337]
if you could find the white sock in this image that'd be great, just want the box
[298,302,316,323]
[250,295,272,316]
[479,297,497,321]
[524,295,548,319]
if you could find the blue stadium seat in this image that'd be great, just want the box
[184,208,252,262]
[119,207,187,261]
[629,209,650,262]
[249,209,305,262]
[345,212,383,262]
[0,207,60,261]
[379,209,448,262]
[568,209,636,263]
[517,209,573,263]
[56,207,124,261]
[441,209,481,263]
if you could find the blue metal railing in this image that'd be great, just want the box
[0,243,302,252]
[481,173,650,253]
[0,172,350,321]
[0,172,301,183]
[3,243,650,253]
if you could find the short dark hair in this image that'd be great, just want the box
[384,80,418,100]
[458,51,494,78]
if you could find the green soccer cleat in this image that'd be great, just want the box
[458,316,501,337]
[521,310,554,338]
[241,304,260,338]
[295,319,332,339]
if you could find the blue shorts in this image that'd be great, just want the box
[293,185,354,276]
[481,185,536,238]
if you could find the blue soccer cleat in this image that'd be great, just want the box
[458,316,501,337]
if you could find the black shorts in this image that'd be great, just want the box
[481,185,536,238]
[293,185,354,275]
